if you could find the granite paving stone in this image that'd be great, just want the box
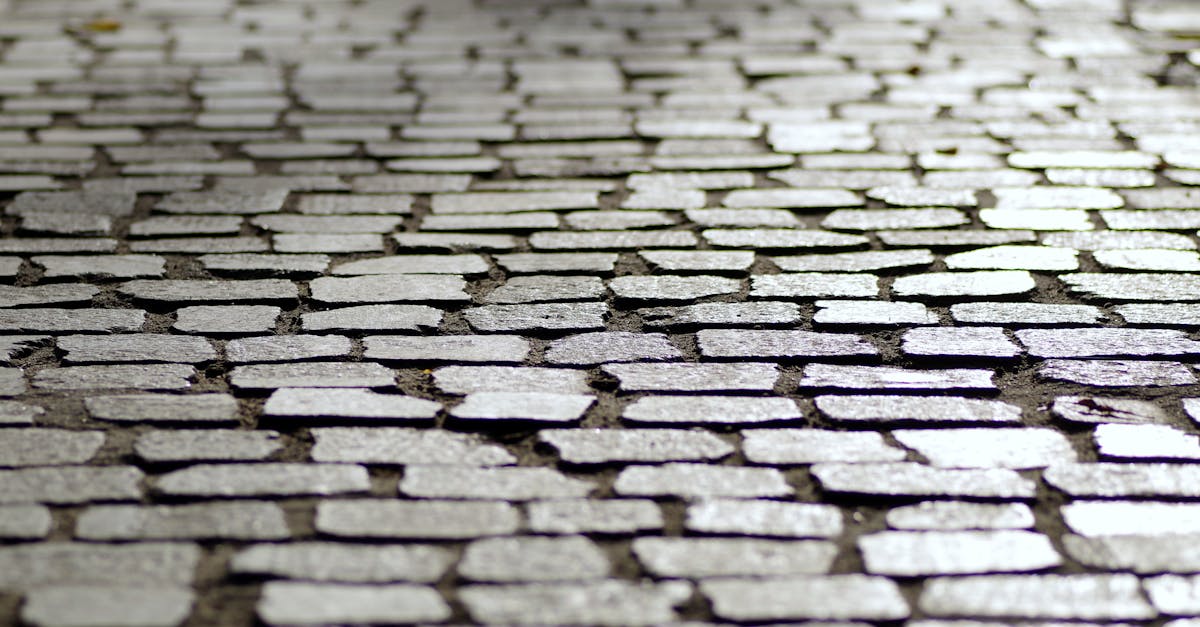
[365,335,530,363]
[1017,328,1200,358]
[1044,463,1200,498]
[118,280,297,304]
[310,275,469,304]
[634,537,837,577]
[1095,249,1200,272]
[225,335,351,363]
[300,305,442,332]
[493,252,618,274]
[0,400,40,426]
[918,575,1155,619]
[173,306,279,335]
[34,255,165,278]
[256,582,450,626]
[156,463,369,498]
[458,536,610,582]
[744,429,907,464]
[1039,359,1198,387]
[895,428,1075,469]
[546,332,681,365]
[951,302,1107,325]
[231,542,454,583]
[75,502,289,541]
[800,364,996,391]
[459,581,691,626]
[703,229,869,249]
[20,585,195,627]
[943,246,1080,271]
[134,431,282,463]
[1063,273,1200,301]
[0,284,98,308]
[886,502,1036,531]
[311,427,512,465]
[400,466,593,500]
[859,530,1061,576]
[465,303,607,333]
[902,327,1022,359]
[640,302,803,329]
[614,463,792,499]
[85,394,238,425]
[812,463,1036,499]
[602,362,779,392]
[434,366,590,394]
[527,499,664,534]
[1051,396,1172,425]
[701,576,910,622]
[698,329,877,359]
[684,499,843,538]
[0,504,51,539]
[200,254,330,277]
[750,273,879,299]
[0,308,145,333]
[0,543,200,590]
[892,271,1037,298]
[622,395,802,425]
[610,275,741,301]
[449,392,595,423]
[773,249,935,272]
[331,254,489,276]
[230,363,394,389]
[0,466,144,504]
[58,335,216,364]
[483,276,605,304]
[540,428,732,464]
[34,365,195,392]
[0,429,104,467]
[263,388,439,421]
[1063,501,1200,536]
[316,500,520,539]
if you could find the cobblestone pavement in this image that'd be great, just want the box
[3,0,1200,625]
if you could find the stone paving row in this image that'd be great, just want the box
[2,0,1200,624]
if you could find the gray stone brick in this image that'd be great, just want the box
[887,502,1035,530]
[432,191,598,214]
[894,428,1075,469]
[0,429,104,467]
[1145,575,1200,614]
[1095,248,1200,272]
[636,537,836,577]
[610,275,740,302]
[640,250,756,272]
[812,463,1036,499]
[34,365,195,391]
[0,400,40,426]
[950,302,1106,325]
[944,245,1079,271]
[331,254,489,276]
[1065,534,1200,573]
[893,271,1037,298]
[230,363,395,389]
[1017,328,1200,357]
[902,327,1021,358]
[751,273,879,299]
[0,239,116,255]
[602,362,779,392]
[484,276,605,304]
[301,305,442,332]
[623,396,802,425]
[724,188,861,208]
[0,368,24,396]
[640,302,803,329]
[702,229,869,249]
[531,230,698,250]
[257,582,450,626]
[493,253,618,274]
[546,332,681,365]
[129,216,242,238]
[157,188,287,215]
[0,504,49,539]
[34,255,165,278]
[156,463,369,498]
[685,499,842,538]
[225,335,351,363]
[0,466,143,504]
[119,279,297,304]
[744,429,907,464]
[1064,501,1200,536]
[434,366,590,394]
[1039,359,1197,387]
[1044,230,1197,250]
[0,542,199,590]
[232,542,454,583]
[774,249,934,272]
[860,530,1061,576]
[311,427,513,465]
[200,254,330,277]
[1063,273,1200,301]
[992,186,1123,210]
[868,186,976,207]
[134,430,282,462]
[800,364,996,391]
[459,536,610,582]
[1052,396,1171,425]
[75,502,289,540]
[540,428,732,464]
[465,303,607,332]
[698,329,877,359]
[527,499,663,534]
[0,284,98,308]
[450,392,594,423]
[460,581,691,626]
[814,300,938,325]
[878,230,1037,247]
[1045,463,1200,497]
[823,208,968,230]
[702,575,909,622]
[365,335,530,363]
[58,335,216,364]
[614,463,791,498]
[1095,423,1200,460]
[316,500,520,539]
[685,208,801,228]
[400,466,593,500]
[310,275,469,303]
[21,585,194,627]
[918,575,1154,620]
[85,394,237,424]
[173,306,279,335]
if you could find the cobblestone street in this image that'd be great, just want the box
[3,0,1200,624]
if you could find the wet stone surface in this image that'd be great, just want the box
[2,0,1199,624]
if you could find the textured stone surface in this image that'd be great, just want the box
[541,428,733,464]
[460,581,691,626]
[232,542,454,583]
[697,329,877,359]
[614,463,791,499]
[602,362,779,392]
[0,429,104,467]
[634,537,837,577]
[812,463,1037,499]
[622,395,802,425]
[817,395,1022,424]
[702,576,910,622]
[918,575,1155,619]
[134,430,282,462]
[459,536,610,582]
[887,502,1035,531]
[230,362,395,389]
[800,364,996,391]
[316,500,520,539]
[859,531,1061,576]
[744,429,906,464]
[257,582,450,625]
[156,463,369,498]
[264,388,439,420]
[400,466,593,500]
[21,585,194,627]
[685,499,843,538]
[75,502,289,540]
[450,392,594,423]
[892,428,1076,469]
